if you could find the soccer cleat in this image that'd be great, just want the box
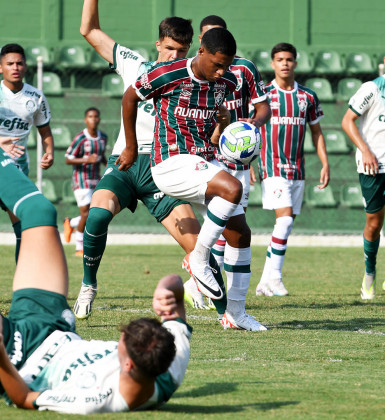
[382,280,385,292]
[63,217,74,243]
[361,273,376,300]
[75,250,84,257]
[221,312,267,331]
[207,298,217,310]
[256,281,274,297]
[73,285,97,319]
[184,279,210,310]
[269,277,289,296]
[182,252,224,300]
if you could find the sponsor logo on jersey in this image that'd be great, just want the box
[214,90,225,107]
[180,89,192,98]
[120,49,138,61]
[24,90,41,98]
[1,158,15,167]
[232,69,243,92]
[270,101,280,110]
[137,100,156,116]
[140,72,152,90]
[379,114,385,122]
[10,331,23,365]
[214,82,226,89]
[277,162,297,173]
[224,98,242,110]
[26,99,37,112]
[174,106,216,119]
[191,145,215,154]
[195,161,208,170]
[271,116,306,125]
[359,92,373,110]
[0,117,29,131]
[258,80,266,91]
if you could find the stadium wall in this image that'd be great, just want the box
[0,0,383,234]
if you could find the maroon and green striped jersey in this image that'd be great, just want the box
[216,56,267,170]
[65,129,107,189]
[258,80,324,180]
[133,58,237,166]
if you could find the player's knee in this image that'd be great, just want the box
[86,207,113,235]
[18,194,57,231]
[276,216,294,237]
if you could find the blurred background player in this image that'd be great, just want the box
[183,15,271,331]
[0,43,54,262]
[256,42,329,297]
[342,55,385,300]
[0,151,191,412]
[64,107,107,256]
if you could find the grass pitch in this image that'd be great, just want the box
[1,243,385,419]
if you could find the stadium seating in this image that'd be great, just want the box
[61,179,76,204]
[252,50,273,74]
[28,128,37,148]
[248,183,263,206]
[340,183,363,208]
[303,131,316,153]
[50,123,72,149]
[89,49,108,71]
[33,72,63,96]
[39,179,59,203]
[132,47,151,61]
[336,78,362,102]
[345,52,375,75]
[25,44,52,67]
[313,50,345,75]
[323,129,350,154]
[102,74,124,97]
[296,50,313,74]
[305,78,334,102]
[305,184,338,207]
[57,45,87,69]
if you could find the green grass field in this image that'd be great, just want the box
[1,243,385,419]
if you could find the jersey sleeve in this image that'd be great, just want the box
[242,59,268,104]
[65,134,84,159]
[348,81,376,116]
[307,91,324,125]
[34,92,51,128]
[111,43,146,82]
[134,64,175,101]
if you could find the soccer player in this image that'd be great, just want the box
[256,42,329,297]
[341,55,385,300]
[121,27,266,331]
[183,15,271,331]
[64,107,107,256]
[0,145,191,413]
[73,0,228,320]
[0,43,54,262]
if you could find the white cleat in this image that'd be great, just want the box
[269,278,289,296]
[221,312,267,331]
[361,273,376,300]
[73,285,97,319]
[184,278,210,310]
[256,281,274,297]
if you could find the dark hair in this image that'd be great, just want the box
[271,42,297,60]
[0,43,25,61]
[200,15,227,31]
[121,318,176,380]
[84,107,100,117]
[201,27,236,57]
[159,17,194,46]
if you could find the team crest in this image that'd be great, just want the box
[274,188,283,199]
[195,161,208,171]
[26,100,36,112]
[214,90,225,106]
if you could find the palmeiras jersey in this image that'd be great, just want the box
[133,57,237,166]
[65,128,107,189]
[0,80,50,173]
[110,43,157,155]
[348,75,385,174]
[259,80,324,180]
[216,56,267,170]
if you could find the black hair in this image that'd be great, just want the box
[0,43,26,61]
[271,42,297,60]
[199,15,227,31]
[201,27,236,57]
[84,107,100,117]
[159,17,194,46]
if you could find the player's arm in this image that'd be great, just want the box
[211,105,231,145]
[0,136,24,158]
[246,99,271,128]
[0,333,39,410]
[38,124,54,169]
[342,108,378,176]
[80,0,115,64]
[118,86,140,170]
[153,274,185,322]
[309,122,330,189]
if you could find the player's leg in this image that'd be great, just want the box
[6,210,21,263]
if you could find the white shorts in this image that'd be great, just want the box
[151,154,222,206]
[261,177,305,215]
[73,188,93,207]
[211,159,250,208]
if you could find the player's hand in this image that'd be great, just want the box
[249,165,257,185]
[40,153,54,169]
[86,153,100,164]
[153,287,178,320]
[317,165,330,189]
[0,136,23,158]
[115,145,138,171]
[362,149,378,176]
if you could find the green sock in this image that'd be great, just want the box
[12,221,21,264]
[82,207,113,287]
[363,235,380,275]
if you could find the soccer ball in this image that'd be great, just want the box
[219,121,261,165]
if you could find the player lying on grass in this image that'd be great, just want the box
[0,147,191,413]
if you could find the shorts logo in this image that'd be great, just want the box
[102,167,113,179]
[154,192,164,200]
[274,188,283,199]
[195,161,208,171]
[140,72,152,90]
[10,331,23,365]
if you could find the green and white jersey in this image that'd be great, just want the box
[0,80,50,174]
[17,320,191,414]
[110,43,156,155]
[348,75,385,174]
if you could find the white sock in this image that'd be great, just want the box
[260,243,272,283]
[270,216,293,279]
[211,234,226,271]
[70,215,81,229]
[75,230,84,251]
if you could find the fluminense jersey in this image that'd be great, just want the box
[216,56,267,170]
[16,320,191,414]
[348,75,385,174]
[0,80,51,174]
[134,58,237,166]
[259,80,324,180]
[111,43,156,155]
[65,128,108,189]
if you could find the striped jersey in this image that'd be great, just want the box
[348,75,385,174]
[216,56,267,170]
[258,80,324,180]
[0,80,51,174]
[65,128,107,189]
[110,43,156,155]
[133,57,237,166]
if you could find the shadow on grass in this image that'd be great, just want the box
[175,381,264,398]
[275,318,385,331]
